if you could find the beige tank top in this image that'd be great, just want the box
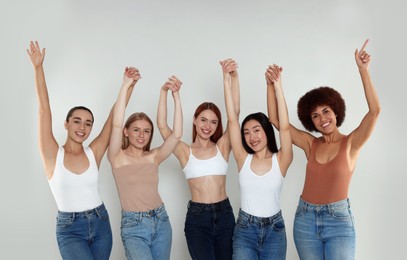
[112,161,163,212]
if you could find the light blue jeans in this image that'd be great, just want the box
[56,203,112,260]
[233,209,287,260]
[121,204,172,260]
[293,197,355,260]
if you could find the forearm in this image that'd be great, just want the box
[34,66,51,114]
[112,83,130,129]
[157,88,170,131]
[224,77,239,123]
[267,83,280,129]
[359,68,381,114]
[171,92,183,140]
[231,76,240,115]
[275,82,289,131]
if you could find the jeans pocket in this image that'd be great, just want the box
[295,206,305,217]
[56,216,73,229]
[121,215,141,229]
[272,216,286,232]
[98,208,110,221]
[236,215,249,228]
[331,206,351,219]
[187,206,202,216]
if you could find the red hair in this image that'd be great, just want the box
[192,102,223,143]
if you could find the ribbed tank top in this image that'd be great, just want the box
[302,136,353,204]
[48,147,102,212]
[112,161,162,212]
[239,153,284,217]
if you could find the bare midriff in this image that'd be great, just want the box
[188,175,227,203]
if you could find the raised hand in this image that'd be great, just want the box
[355,39,371,70]
[219,59,238,79]
[123,66,141,86]
[265,64,283,85]
[162,75,182,92]
[27,41,45,68]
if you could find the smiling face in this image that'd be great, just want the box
[64,109,93,143]
[243,119,268,153]
[124,119,153,150]
[193,109,220,141]
[311,105,337,134]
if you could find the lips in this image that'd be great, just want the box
[75,131,86,137]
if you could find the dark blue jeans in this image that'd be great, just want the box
[184,198,235,260]
[56,203,112,260]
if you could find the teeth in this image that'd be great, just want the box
[322,122,330,128]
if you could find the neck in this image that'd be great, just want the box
[321,129,343,143]
[253,147,272,159]
[194,137,213,150]
[124,145,145,158]
[63,140,84,154]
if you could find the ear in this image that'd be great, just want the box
[64,121,68,130]
[193,116,197,126]
[123,128,128,137]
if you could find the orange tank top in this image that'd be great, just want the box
[301,136,353,204]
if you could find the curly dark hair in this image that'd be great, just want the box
[297,86,346,132]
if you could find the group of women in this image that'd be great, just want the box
[28,39,380,260]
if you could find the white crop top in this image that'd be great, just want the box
[48,147,103,212]
[182,146,228,180]
[239,153,284,217]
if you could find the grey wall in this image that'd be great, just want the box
[1,0,405,259]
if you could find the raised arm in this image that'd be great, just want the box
[155,76,183,164]
[266,66,314,158]
[27,41,58,179]
[90,67,137,166]
[349,39,381,155]
[221,59,247,169]
[265,65,293,176]
[107,67,140,163]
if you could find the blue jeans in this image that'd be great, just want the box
[184,198,235,260]
[293,197,356,260]
[233,209,287,260]
[121,204,172,260]
[56,203,112,260]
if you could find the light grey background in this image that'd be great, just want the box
[1,0,405,259]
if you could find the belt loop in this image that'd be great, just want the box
[95,207,101,218]
[72,212,76,222]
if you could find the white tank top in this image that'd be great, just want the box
[239,153,284,217]
[48,147,102,212]
[182,146,228,180]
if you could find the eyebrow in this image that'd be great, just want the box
[72,117,93,123]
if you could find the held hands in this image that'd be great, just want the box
[219,59,238,80]
[123,67,141,86]
[265,64,283,86]
[27,41,45,68]
[355,39,371,70]
[162,75,182,94]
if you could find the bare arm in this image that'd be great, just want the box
[266,66,314,159]
[107,67,140,164]
[265,65,293,176]
[155,77,183,164]
[221,59,247,169]
[349,39,381,156]
[27,41,58,179]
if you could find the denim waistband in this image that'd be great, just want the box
[299,197,351,212]
[239,209,282,226]
[188,197,231,212]
[57,203,106,219]
[122,204,166,218]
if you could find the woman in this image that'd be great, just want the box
[27,41,134,259]
[268,40,381,259]
[157,66,240,260]
[107,73,183,260]
[222,59,293,259]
